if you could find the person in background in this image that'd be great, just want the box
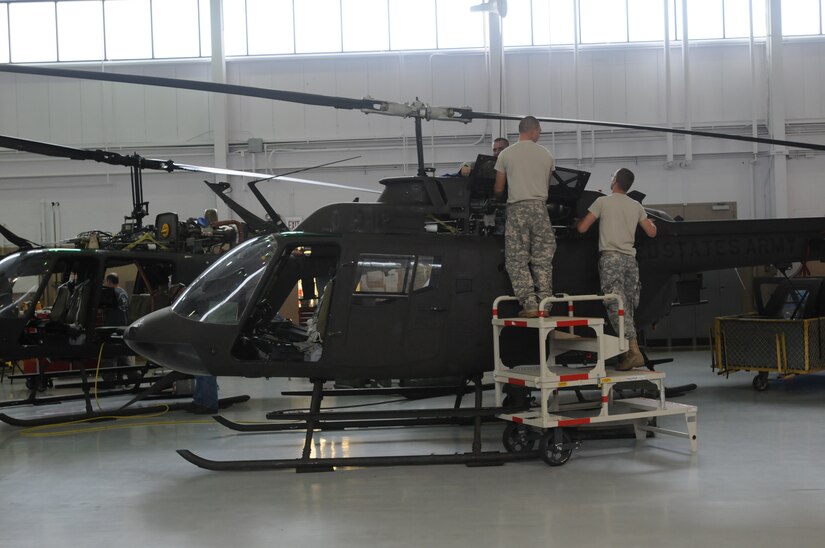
[575,167,657,370]
[169,282,220,414]
[492,137,510,158]
[101,272,134,380]
[494,116,556,318]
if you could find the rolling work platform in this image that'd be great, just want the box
[492,294,698,466]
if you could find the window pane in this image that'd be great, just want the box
[199,0,211,56]
[532,0,575,45]
[436,0,484,48]
[783,0,821,36]
[725,0,766,38]
[0,5,9,63]
[354,255,414,295]
[9,2,57,63]
[628,0,665,42]
[342,0,389,51]
[104,0,152,60]
[247,0,294,54]
[502,0,533,46]
[580,0,627,43]
[57,1,104,61]
[685,0,723,39]
[389,0,436,50]
[223,0,248,56]
[153,0,199,58]
[295,0,341,53]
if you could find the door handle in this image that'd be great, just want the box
[429,307,448,313]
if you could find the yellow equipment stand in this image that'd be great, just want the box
[492,294,698,466]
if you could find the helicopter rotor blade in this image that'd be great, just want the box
[7,63,824,153]
[171,163,381,194]
[0,64,386,112]
[456,110,825,152]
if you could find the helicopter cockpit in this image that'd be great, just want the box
[170,233,342,364]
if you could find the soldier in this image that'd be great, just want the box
[492,137,509,157]
[576,168,657,370]
[494,116,556,318]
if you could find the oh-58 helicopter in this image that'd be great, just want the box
[4,63,825,470]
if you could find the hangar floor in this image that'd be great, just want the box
[1,349,824,548]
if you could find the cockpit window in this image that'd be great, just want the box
[172,235,276,324]
[0,252,54,319]
[354,255,415,295]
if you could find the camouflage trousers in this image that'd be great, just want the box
[505,200,556,310]
[598,251,640,341]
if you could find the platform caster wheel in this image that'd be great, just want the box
[539,428,573,466]
[752,372,769,392]
[502,423,536,453]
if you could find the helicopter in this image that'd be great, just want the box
[4,64,825,469]
[0,132,375,422]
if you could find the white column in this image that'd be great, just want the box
[487,9,504,140]
[766,0,788,218]
[210,0,230,219]
[681,0,692,166]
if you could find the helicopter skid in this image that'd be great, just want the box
[176,448,539,473]
[0,395,250,427]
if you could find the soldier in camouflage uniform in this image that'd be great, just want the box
[576,168,657,370]
[494,116,556,317]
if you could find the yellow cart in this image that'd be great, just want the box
[713,315,825,390]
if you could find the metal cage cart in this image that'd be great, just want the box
[493,294,698,466]
[713,315,825,391]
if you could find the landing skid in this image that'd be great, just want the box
[0,380,250,427]
[179,377,539,472]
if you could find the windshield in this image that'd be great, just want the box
[0,251,54,319]
[172,235,277,324]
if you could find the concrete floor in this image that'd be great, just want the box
[1,350,824,547]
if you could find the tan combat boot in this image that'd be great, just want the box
[616,338,645,371]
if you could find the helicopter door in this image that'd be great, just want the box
[345,254,415,367]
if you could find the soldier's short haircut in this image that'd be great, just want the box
[614,168,635,192]
[493,137,510,147]
[106,272,119,285]
[518,116,540,134]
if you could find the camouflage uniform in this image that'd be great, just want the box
[598,251,640,340]
[505,200,556,311]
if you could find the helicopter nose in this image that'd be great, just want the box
[124,308,210,376]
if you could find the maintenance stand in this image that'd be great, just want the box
[492,294,698,466]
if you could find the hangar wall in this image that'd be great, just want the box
[1,38,825,243]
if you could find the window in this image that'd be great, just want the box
[725,0,766,38]
[782,0,821,36]
[295,0,342,54]
[104,0,152,60]
[354,255,415,295]
[152,0,200,58]
[173,235,277,325]
[628,0,665,42]
[198,0,211,56]
[412,256,440,291]
[685,0,724,40]
[247,0,294,55]
[9,1,57,63]
[502,0,533,47]
[57,1,105,61]
[389,0,436,50]
[532,0,575,45]
[0,4,9,63]
[342,0,389,52]
[579,0,627,44]
[436,0,484,49]
[223,0,248,56]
